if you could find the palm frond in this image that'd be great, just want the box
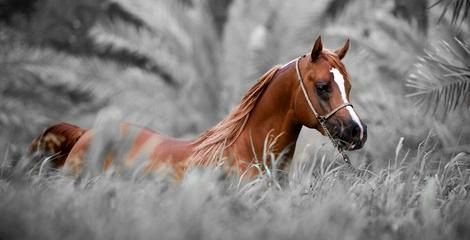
[0,42,104,144]
[406,38,470,116]
[91,0,222,130]
[432,0,470,25]
[103,1,153,32]
[89,17,189,88]
[89,42,179,88]
[5,0,181,86]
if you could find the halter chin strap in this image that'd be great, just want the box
[295,57,353,165]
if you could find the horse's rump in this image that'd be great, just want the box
[29,122,87,167]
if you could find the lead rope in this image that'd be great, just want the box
[295,57,355,169]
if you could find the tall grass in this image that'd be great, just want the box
[1,136,469,240]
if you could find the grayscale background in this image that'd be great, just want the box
[0,0,469,239]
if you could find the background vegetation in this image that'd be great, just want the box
[0,0,469,239]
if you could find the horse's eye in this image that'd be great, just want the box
[315,82,330,98]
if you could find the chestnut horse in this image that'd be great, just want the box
[30,36,367,179]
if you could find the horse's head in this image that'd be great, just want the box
[294,36,367,150]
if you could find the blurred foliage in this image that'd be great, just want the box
[5,0,180,86]
[0,0,222,151]
[393,0,428,34]
[0,0,37,23]
[206,0,233,37]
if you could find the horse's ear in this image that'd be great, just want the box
[311,36,323,62]
[334,38,350,60]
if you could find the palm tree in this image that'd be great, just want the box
[9,0,181,87]
[0,0,222,152]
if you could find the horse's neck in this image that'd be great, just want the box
[228,66,302,170]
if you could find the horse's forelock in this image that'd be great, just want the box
[321,51,350,81]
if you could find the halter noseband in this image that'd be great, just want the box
[295,56,353,165]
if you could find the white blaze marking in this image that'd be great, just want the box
[330,68,364,140]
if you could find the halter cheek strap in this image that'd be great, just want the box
[295,57,353,165]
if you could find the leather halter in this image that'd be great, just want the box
[295,56,353,165]
[295,57,352,124]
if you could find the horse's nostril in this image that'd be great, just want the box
[351,123,361,137]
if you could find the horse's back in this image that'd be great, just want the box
[63,123,193,176]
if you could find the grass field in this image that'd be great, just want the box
[0,0,469,239]
[1,138,470,240]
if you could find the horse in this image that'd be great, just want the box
[29,36,367,179]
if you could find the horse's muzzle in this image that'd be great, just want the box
[326,119,367,151]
